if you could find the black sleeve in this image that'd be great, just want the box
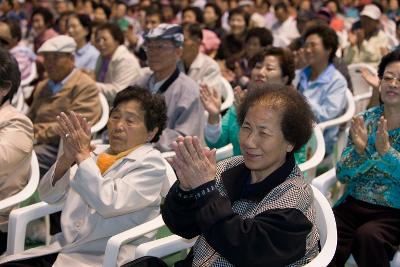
[161,181,201,239]
[196,190,313,267]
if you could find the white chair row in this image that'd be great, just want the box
[312,168,400,267]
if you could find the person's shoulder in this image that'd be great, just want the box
[175,72,199,90]
[1,104,33,128]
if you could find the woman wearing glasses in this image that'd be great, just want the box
[329,49,400,267]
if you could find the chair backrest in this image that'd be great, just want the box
[348,63,377,113]
[318,89,356,132]
[11,87,25,113]
[0,151,40,210]
[220,77,234,112]
[303,185,337,267]
[160,158,177,198]
[91,93,109,134]
[299,125,326,180]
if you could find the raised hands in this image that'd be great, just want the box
[200,83,221,124]
[169,136,216,190]
[375,116,390,156]
[350,116,368,155]
[55,111,93,164]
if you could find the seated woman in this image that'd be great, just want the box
[201,46,306,163]
[329,49,400,267]
[0,86,168,266]
[162,84,319,266]
[0,48,33,254]
[95,23,142,103]
[297,24,347,155]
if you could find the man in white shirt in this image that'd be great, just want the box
[271,2,300,47]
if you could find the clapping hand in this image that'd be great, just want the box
[350,116,368,155]
[55,111,93,164]
[375,116,390,156]
[200,84,221,124]
[168,136,216,190]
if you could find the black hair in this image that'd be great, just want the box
[182,6,204,24]
[69,13,93,42]
[0,48,20,105]
[249,46,295,85]
[96,23,124,44]
[228,7,250,27]
[274,2,288,12]
[378,48,400,79]
[183,23,203,41]
[238,83,315,152]
[95,3,112,19]
[31,7,54,28]
[245,27,273,47]
[1,18,21,42]
[204,3,222,28]
[145,7,164,22]
[303,24,338,62]
[112,86,168,142]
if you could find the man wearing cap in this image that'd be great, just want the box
[134,23,205,152]
[344,4,389,67]
[28,35,101,177]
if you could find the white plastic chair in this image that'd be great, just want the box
[219,77,234,112]
[318,89,355,163]
[134,185,337,267]
[6,150,176,260]
[0,151,40,211]
[312,168,400,267]
[91,93,109,135]
[348,63,377,114]
[298,125,326,179]
[11,88,26,113]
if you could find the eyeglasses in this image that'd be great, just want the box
[382,75,400,86]
[0,37,10,47]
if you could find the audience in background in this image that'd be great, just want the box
[0,48,33,254]
[271,2,300,47]
[31,7,58,53]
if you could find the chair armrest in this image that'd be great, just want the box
[353,91,373,102]
[102,215,165,267]
[135,235,197,259]
[311,168,337,197]
[216,144,233,161]
[299,125,325,174]
[6,201,63,255]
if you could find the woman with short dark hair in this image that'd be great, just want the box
[160,83,319,266]
[0,86,170,266]
[297,24,347,155]
[31,7,58,53]
[330,49,400,267]
[94,23,142,103]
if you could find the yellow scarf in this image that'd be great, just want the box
[96,146,138,174]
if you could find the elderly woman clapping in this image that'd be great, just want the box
[0,86,169,267]
[161,83,320,267]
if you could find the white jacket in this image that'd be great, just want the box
[0,143,167,267]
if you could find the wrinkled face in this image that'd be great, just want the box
[108,100,155,154]
[145,39,181,73]
[96,29,119,57]
[32,14,46,36]
[42,52,75,82]
[182,10,197,24]
[0,22,13,50]
[204,6,217,25]
[68,17,88,43]
[229,14,246,36]
[304,34,330,67]
[239,103,293,181]
[251,55,286,85]
[245,36,262,59]
[145,14,161,30]
[380,61,400,106]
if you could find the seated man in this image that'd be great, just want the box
[28,35,101,176]
[0,87,169,266]
[180,23,223,92]
[0,48,33,254]
[134,24,205,152]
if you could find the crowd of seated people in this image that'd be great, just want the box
[0,1,399,266]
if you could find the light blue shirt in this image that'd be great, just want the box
[298,64,347,153]
[74,43,100,71]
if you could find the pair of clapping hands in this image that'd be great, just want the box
[168,136,217,191]
[54,111,93,165]
[351,116,390,156]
